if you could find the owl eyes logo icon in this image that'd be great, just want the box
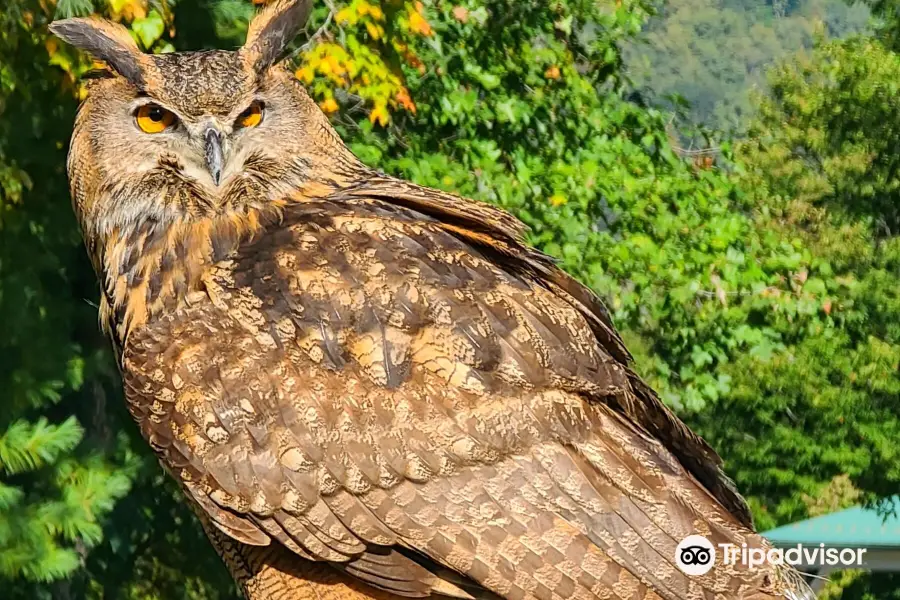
[675,535,716,576]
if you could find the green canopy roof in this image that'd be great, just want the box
[763,498,900,548]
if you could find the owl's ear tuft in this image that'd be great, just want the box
[50,18,147,86]
[242,0,314,72]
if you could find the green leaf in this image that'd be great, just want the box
[132,10,166,50]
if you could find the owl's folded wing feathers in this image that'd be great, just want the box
[122,187,789,600]
[333,180,753,528]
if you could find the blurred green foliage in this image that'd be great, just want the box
[623,0,871,134]
[720,33,900,521]
[0,2,132,591]
[1,0,899,598]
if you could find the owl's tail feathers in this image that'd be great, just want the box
[570,402,817,600]
[775,565,817,600]
[195,502,392,600]
[236,543,377,600]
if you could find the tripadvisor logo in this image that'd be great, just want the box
[675,535,868,576]
[675,535,716,575]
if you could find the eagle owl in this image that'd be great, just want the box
[52,2,810,599]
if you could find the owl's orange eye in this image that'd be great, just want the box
[236,102,264,128]
[135,104,176,133]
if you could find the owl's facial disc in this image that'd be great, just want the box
[126,97,230,189]
[128,93,264,190]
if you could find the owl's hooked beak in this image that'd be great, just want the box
[204,128,225,186]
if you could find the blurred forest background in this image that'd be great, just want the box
[624,0,872,134]
[2,0,900,598]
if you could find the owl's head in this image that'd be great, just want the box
[51,0,364,243]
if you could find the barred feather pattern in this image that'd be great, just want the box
[119,189,810,600]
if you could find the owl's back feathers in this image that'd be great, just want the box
[120,181,799,600]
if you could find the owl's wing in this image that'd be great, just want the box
[334,179,753,529]
[122,189,786,600]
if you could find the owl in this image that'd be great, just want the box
[51,2,810,599]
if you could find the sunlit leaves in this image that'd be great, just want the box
[297,0,432,125]
[688,29,900,550]
[131,9,166,50]
[0,418,83,475]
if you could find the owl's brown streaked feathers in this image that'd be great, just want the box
[52,2,811,600]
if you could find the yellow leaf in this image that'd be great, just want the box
[365,22,383,40]
[320,97,339,113]
[335,7,354,24]
[549,194,567,207]
[326,56,346,77]
[407,5,433,36]
[295,66,315,84]
[110,0,147,21]
[356,0,372,16]
[545,65,561,80]
[369,104,390,126]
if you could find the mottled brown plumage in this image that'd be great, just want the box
[52,2,811,599]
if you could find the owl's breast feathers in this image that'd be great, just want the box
[114,178,793,599]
